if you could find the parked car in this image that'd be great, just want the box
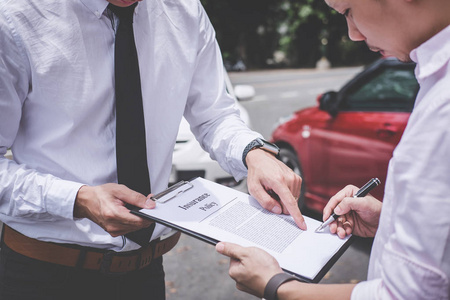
[5,150,12,160]
[170,72,255,189]
[271,57,419,213]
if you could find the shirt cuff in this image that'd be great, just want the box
[227,132,263,181]
[46,179,85,220]
[351,279,382,300]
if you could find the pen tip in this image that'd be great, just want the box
[315,225,323,233]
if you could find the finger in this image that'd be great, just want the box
[108,204,154,231]
[323,187,354,219]
[334,216,352,238]
[116,185,155,209]
[343,220,353,236]
[323,185,358,220]
[216,242,247,260]
[340,212,354,236]
[336,216,345,227]
[328,220,338,234]
[336,217,347,238]
[294,176,303,201]
[272,184,306,230]
[343,212,355,236]
[287,171,302,203]
[336,227,348,239]
[334,196,359,217]
[249,184,283,215]
[101,214,154,237]
[229,257,240,269]
[282,173,302,214]
[145,194,156,209]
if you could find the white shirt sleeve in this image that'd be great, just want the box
[0,10,83,221]
[183,2,261,181]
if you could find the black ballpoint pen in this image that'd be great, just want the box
[315,178,381,232]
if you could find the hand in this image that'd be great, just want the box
[323,185,382,238]
[246,149,306,230]
[216,242,283,298]
[74,183,155,237]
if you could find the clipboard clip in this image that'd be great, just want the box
[151,180,194,203]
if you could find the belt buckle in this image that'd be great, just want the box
[99,250,127,276]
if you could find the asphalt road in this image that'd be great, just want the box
[164,66,373,300]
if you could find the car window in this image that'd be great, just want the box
[341,67,419,112]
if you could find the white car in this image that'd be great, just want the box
[170,72,255,190]
[5,149,12,160]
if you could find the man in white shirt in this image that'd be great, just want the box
[0,0,304,299]
[216,0,450,299]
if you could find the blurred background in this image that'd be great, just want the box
[201,0,380,71]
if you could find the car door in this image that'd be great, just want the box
[318,62,419,199]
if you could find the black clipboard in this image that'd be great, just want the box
[131,178,354,283]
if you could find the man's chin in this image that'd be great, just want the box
[380,51,413,63]
[395,55,413,63]
[399,58,413,63]
[367,45,412,63]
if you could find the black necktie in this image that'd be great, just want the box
[109,3,154,246]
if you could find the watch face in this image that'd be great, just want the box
[255,138,264,146]
[258,139,280,155]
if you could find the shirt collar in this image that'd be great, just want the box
[80,0,110,19]
[410,25,450,81]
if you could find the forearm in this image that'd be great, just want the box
[277,281,355,300]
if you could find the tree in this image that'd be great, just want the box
[201,0,278,68]
[201,0,380,69]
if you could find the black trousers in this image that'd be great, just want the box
[0,243,166,300]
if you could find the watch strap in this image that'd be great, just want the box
[242,139,262,168]
[263,272,297,300]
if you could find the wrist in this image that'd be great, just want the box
[276,280,303,300]
[242,138,280,169]
[263,272,298,300]
[245,148,272,169]
[73,185,93,219]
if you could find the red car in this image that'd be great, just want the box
[271,57,419,214]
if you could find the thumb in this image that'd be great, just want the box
[119,186,155,209]
[216,242,246,260]
[334,196,358,216]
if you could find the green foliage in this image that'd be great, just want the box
[200,0,379,69]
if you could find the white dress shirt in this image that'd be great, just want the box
[352,25,450,299]
[0,0,260,251]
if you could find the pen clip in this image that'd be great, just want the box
[151,181,194,203]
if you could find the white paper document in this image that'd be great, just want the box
[134,177,352,282]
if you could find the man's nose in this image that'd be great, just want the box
[347,19,365,41]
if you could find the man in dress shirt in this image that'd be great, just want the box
[0,0,304,299]
[216,0,450,299]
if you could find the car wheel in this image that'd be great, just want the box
[279,147,306,210]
